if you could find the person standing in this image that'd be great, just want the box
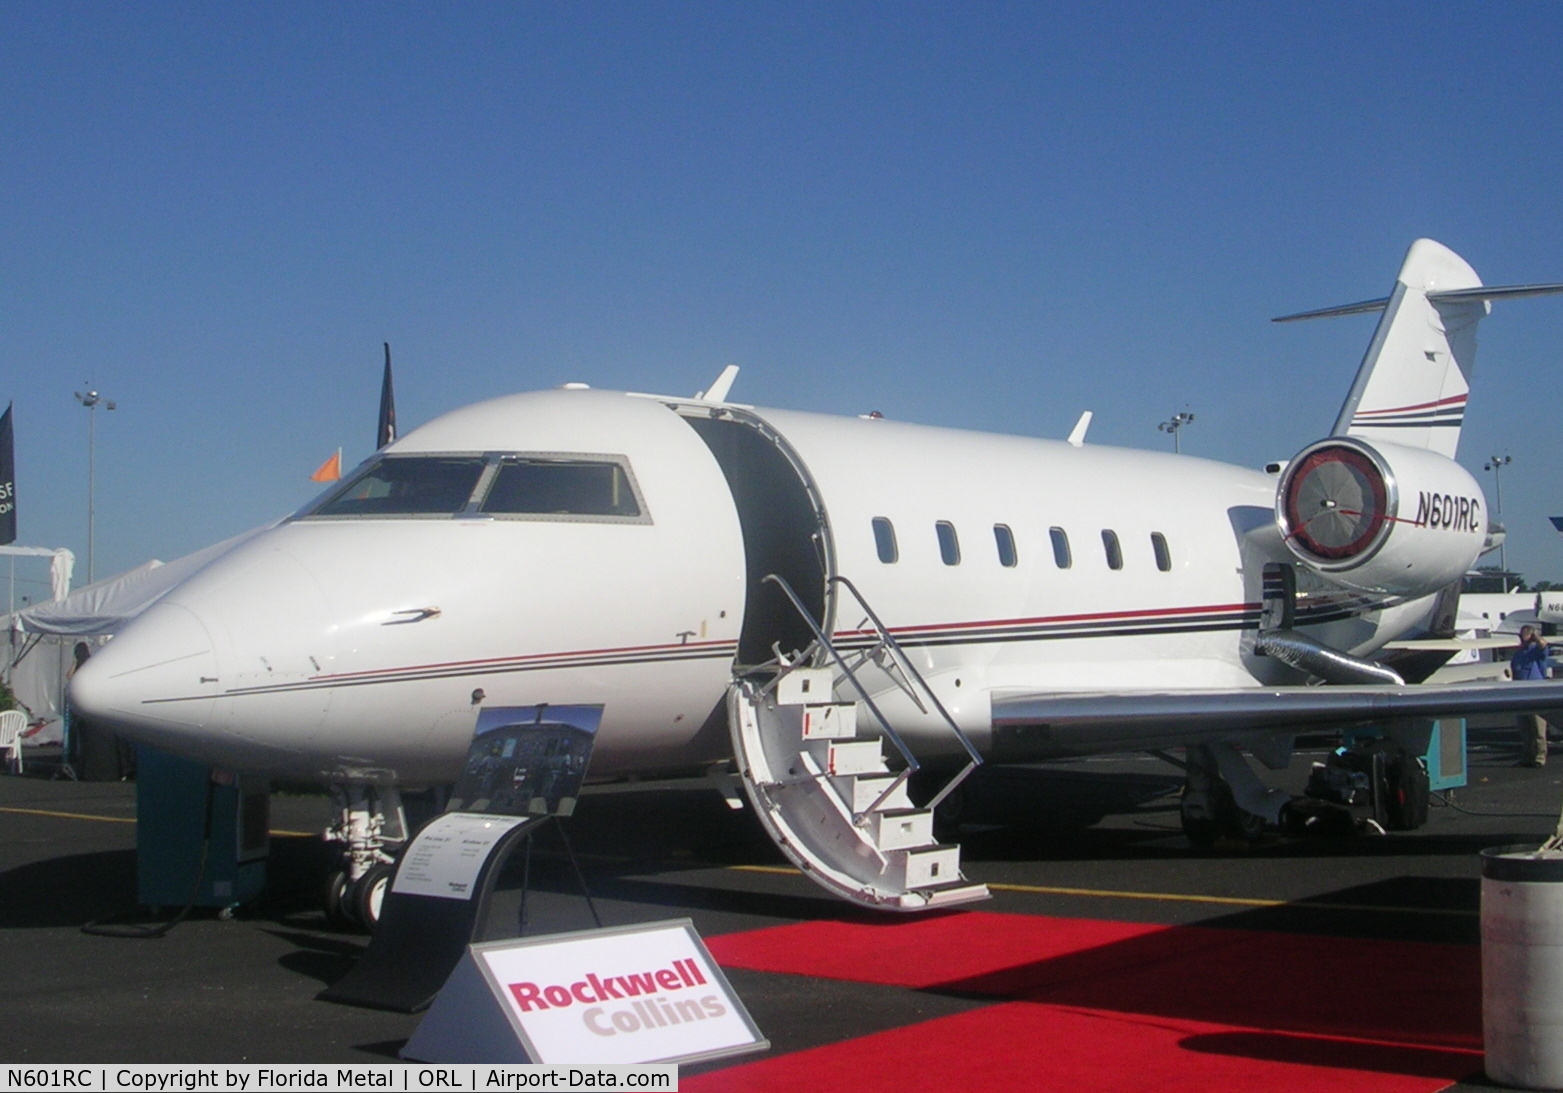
[1512,625,1551,767]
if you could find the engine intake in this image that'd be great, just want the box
[1276,437,1486,595]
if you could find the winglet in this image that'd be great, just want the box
[695,365,740,403]
[1067,411,1092,448]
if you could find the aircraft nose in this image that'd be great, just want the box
[68,602,223,752]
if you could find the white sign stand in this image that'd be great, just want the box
[402,919,767,1065]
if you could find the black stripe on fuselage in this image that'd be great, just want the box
[138,596,1400,705]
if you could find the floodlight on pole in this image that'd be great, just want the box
[1484,453,1512,571]
[74,386,116,584]
[1158,410,1195,454]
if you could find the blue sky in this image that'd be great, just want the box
[5,2,1563,600]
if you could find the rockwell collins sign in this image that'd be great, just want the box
[403,919,767,1065]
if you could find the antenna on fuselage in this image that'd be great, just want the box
[695,365,740,403]
[1067,411,1093,447]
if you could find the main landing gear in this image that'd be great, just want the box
[1177,743,1290,847]
[323,782,407,932]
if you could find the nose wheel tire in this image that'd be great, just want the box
[323,870,356,931]
[354,863,394,933]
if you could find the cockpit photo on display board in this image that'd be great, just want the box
[449,704,601,818]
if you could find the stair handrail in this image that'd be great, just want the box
[828,575,983,813]
[760,574,982,820]
[829,576,983,763]
[756,572,912,778]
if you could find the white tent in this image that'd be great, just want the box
[3,526,270,743]
[0,544,75,606]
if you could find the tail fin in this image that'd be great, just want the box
[1275,238,1563,459]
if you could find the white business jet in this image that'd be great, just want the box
[69,239,1563,924]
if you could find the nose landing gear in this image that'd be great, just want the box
[323,782,407,932]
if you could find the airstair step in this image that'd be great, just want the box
[893,843,963,890]
[776,701,858,741]
[726,591,990,914]
[842,773,913,812]
[868,808,935,850]
[807,738,886,777]
[776,668,835,706]
[914,879,991,909]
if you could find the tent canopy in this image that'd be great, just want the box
[3,524,272,739]
[9,526,267,637]
[0,545,74,604]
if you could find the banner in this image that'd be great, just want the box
[378,342,397,449]
[0,402,14,545]
[310,448,342,483]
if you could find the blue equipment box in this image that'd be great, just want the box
[1424,717,1467,791]
[136,746,269,910]
[1343,718,1466,792]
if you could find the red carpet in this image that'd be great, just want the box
[692,912,1482,1091]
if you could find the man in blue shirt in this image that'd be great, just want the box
[1512,625,1551,767]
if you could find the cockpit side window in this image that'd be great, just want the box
[481,458,641,517]
[306,457,487,517]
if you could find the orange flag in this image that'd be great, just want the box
[310,448,342,483]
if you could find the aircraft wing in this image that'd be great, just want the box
[1381,636,1518,651]
[988,679,1563,757]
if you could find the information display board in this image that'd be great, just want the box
[392,812,532,900]
[403,919,767,1065]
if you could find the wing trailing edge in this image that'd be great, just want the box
[989,680,1563,759]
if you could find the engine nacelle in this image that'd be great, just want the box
[1275,436,1486,596]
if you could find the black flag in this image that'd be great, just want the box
[0,402,14,545]
[377,343,397,450]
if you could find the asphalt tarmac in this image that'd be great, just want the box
[3,732,1561,1090]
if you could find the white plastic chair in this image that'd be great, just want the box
[0,709,26,774]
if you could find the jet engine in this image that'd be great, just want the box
[1275,436,1486,596]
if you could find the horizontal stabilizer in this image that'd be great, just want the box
[1274,282,1563,323]
[1272,297,1393,323]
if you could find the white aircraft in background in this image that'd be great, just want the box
[70,239,1563,925]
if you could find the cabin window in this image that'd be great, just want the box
[307,456,488,517]
[1050,527,1071,569]
[1102,529,1123,570]
[1151,532,1172,572]
[873,517,899,563]
[482,457,641,518]
[936,521,961,565]
[994,524,1018,567]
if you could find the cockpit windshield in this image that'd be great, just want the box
[300,453,647,522]
[481,458,640,517]
[307,457,488,517]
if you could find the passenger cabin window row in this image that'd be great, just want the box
[302,453,649,524]
[871,517,1174,573]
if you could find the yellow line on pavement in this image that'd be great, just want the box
[729,864,1477,917]
[986,881,1476,917]
[0,805,135,824]
[0,804,313,838]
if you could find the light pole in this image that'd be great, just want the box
[1158,410,1195,454]
[74,387,115,584]
[1484,453,1512,572]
